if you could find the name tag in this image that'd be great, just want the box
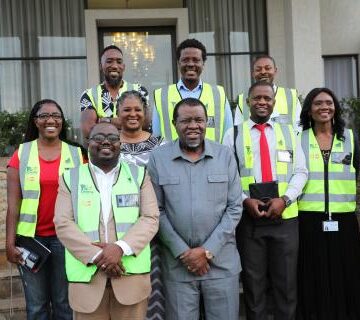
[207,116,215,128]
[272,114,289,124]
[322,220,339,232]
[331,152,352,165]
[116,194,139,207]
[277,150,293,163]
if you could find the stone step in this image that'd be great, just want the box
[0,268,24,300]
[0,296,26,320]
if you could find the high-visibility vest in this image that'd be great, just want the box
[17,140,82,237]
[86,81,140,118]
[298,128,356,213]
[235,121,298,219]
[62,162,151,282]
[154,83,226,142]
[238,87,298,125]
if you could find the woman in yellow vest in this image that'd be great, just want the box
[6,99,83,320]
[297,88,360,320]
[116,90,165,320]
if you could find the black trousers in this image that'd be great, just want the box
[237,213,299,320]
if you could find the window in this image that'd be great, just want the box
[323,55,359,100]
[185,0,268,102]
[99,26,177,102]
[0,0,86,138]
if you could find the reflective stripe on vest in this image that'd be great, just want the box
[298,128,356,212]
[235,121,298,219]
[17,140,82,237]
[63,162,150,283]
[154,83,226,142]
[238,87,297,125]
[87,81,140,118]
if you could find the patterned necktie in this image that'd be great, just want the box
[254,123,273,182]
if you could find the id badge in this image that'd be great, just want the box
[116,194,139,207]
[322,220,339,232]
[277,150,293,163]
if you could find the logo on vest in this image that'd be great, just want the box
[65,158,71,164]
[25,166,38,175]
[81,200,92,207]
[80,184,93,193]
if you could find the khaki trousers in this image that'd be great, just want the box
[74,286,148,320]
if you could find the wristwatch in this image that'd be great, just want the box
[281,195,292,208]
[205,250,214,260]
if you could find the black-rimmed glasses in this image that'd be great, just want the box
[89,133,120,143]
[36,113,63,121]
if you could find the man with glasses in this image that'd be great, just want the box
[54,122,159,319]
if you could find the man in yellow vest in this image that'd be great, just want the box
[80,45,148,141]
[235,55,302,134]
[234,81,307,320]
[54,122,159,319]
[152,38,233,143]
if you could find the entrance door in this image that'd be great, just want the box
[99,26,177,105]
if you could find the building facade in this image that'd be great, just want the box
[0,0,359,134]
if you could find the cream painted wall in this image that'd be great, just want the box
[267,0,324,97]
[88,0,182,9]
[320,0,360,55]
[267,0,288,86]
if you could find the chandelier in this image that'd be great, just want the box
[112,32,155,75]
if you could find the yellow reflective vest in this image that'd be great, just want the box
[154,83,226,142]
[17,140,82,237]
[298,128,356,213]
[235,121,298,219]
[238,86,298,125]
[62,162,151,283]
[86,81,140,118]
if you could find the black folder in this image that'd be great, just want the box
[15,235,51,273]
[248,181,282,226]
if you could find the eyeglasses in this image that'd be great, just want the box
[36,113,63,121]
[89,133,120,143]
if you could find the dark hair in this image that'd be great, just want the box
[100,45,123,60]
[116,90,147,114]
[300,87,345,141]
[176,39,207,62]
[172,98,208,123]
[252,54,277,71]
[24,99,67,142]
[247,81,274,98]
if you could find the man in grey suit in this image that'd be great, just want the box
[147,97,242,320]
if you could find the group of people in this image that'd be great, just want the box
[5,37,360,320]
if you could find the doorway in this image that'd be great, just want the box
[98,26,177,104]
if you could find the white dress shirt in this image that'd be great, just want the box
[225,119,308,203]
[89,161,133,261]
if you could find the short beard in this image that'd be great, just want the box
[180,140,203,152]
[105,74,122,88]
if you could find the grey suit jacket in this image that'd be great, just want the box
[54,164,159,313]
